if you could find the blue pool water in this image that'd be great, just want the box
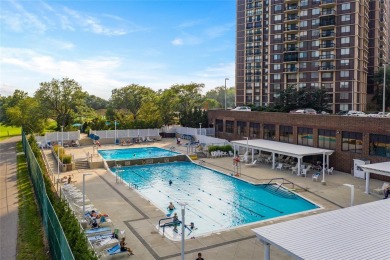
[111,161,319,239]
[98,147,179,160]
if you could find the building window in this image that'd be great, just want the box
[274,34,282,40]
[274,74,281,80]
[237,121,247,135]
[312,8,320,15]
[340,104,349,111]
[275,14,282,21]
[340,59,349,66]
[216,119,223,133]
[341,37,350,44]
[340,81,349,88]
[226,120,234,134]
[249,122,260,138]
[274,54,281,60]
[341,48,350,55]
[299,52,307,58]
[300,10,308,17]
[300,0,308,6]
[263,124,275,140]
[300,20,308,27]
[300,62,307,68]
[280,125,293,143]
[274,4,282,11]
[341,26,350,33]
[312,40,319,47]
[341,3,351,10]
[340,71,349,77]
[298,127,313,146]
[312,19,320,26]
[318,129,336,149]
[369,134,390,157]
[274,64,281,70]
[340,93,349,99]
[275,24,282,31]
[341,14,351,21]
[311,72,319,78]
[342,131,363,153]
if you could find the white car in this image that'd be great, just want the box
[345,111,366,117]
[232,106,251,111]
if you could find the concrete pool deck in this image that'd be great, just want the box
[48,139,383,260]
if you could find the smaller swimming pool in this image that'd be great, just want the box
[98,147,180,161]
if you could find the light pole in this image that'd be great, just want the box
[199,123,202,135]
[83,173,92,213]
[114,120,117,144]
[383,63,388,115]
[57,146,64,190]
[224,78,229,110]
[178,201,188,260]
[343,184,355,206]
[61,125,64,147]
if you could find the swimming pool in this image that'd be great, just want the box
[98,147,179,161]
[111,161,319,240]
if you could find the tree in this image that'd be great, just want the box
[157,88,178,126]
[171,83,204,116]
[34,78,87,129]
[371,66,390,110]
[5,97,46,134]
[85,94,109,110]
[204,86,235,108]
[0,90,29,125]
[110,84,155,120]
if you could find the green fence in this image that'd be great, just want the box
[22,133,74,260]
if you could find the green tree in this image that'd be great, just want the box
[34,78,87,129]
[85,94,109,110]
[6,97,46,134]
[0,90,29,125]
[157,88,179,125]
[110,84,155,120]
[171,83,204,116]
[204,86,235,108]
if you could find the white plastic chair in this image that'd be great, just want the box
[312,172,321,181]
[374,182,389,195]
[276,163,283,171]
[327,167,334,175]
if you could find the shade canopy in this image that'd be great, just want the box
[253,199,390,260]
[231,139,333,157]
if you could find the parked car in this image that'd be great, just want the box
[336,110,348,115]
[232,106,251,111]
[345,110,366,117]
[369,112,390,117]
[289,108,317,115]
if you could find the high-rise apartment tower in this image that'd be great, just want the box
[236,0,390,113]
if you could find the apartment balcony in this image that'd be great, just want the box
[285,25,299,31]
[285,4,299,12]
[320,0,336,7]
[320,31,335,38]
[320,9,336,16]
[319,18,335,27]
[284,67,298,73]
[319,54,335,60]
[319,42,335,49]
[285,0,299,3]
[283,53,298,62]
[318,65,335,71]
[284,46,298,52]
[284,15,299,22]
[284,35,299,42]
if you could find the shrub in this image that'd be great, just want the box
[207,144,233,154]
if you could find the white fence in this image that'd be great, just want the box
[91,129,160,139]
[35,131,80,144]
[195,135,229,145]
[175,127,214,136]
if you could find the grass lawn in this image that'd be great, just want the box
[16,154,49,260]
[0,124,21,141]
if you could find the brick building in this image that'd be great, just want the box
[208,110,390,180]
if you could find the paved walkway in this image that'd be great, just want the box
[46,139,383,260]
[0,136,21,260]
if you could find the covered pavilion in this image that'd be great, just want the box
[252,199,390,260]
[360,161,390,194]
[231,139,333,182]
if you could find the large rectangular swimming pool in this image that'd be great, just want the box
[111,161,319,240]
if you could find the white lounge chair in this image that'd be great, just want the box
[327,167,334,175]
[276,163,283,171]
[312,172,321,181]
[228,151,234,157]
[146,137,153,142]
[245,160,258,167]
[374,182,389,195]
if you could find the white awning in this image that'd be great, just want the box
[360,161,390,177]
[253,199,390,260]
[231,139,333,157]
[359,162,390,193]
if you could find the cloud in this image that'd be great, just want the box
[176,19,205,29]
[204,22,235,38]
[171,38,183,46]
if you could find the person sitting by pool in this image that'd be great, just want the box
[177,137,181,145]
[121,140,125,146]
[167,202,175,210]
[96,141,101,147]
[120,237,134,255]
[384,185,390,199]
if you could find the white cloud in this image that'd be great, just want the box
[176,19,205,29]
[171,38,183,46]
[205,22,234,38]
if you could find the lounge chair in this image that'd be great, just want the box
[312,172,321,181]
[146,137,153,142]
[228,151,234,157]
[276,163,283,171]
[327,167,334,175]
[374,182,389,195]
[85,226,112,236]
[291,166,298,175]
[245,160,258,167]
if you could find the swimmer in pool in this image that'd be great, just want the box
[169,180,173,186]
[167,202,175,210]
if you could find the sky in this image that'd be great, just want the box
[0,0,236,99]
